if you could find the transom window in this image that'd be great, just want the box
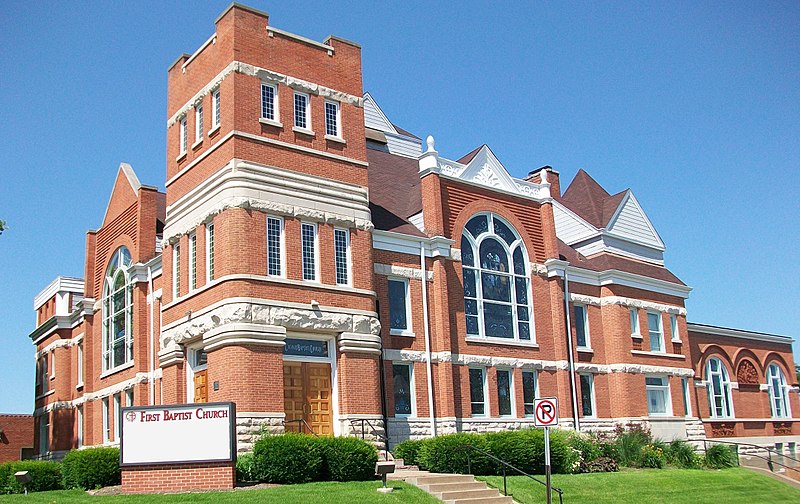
[767,363,790,418]
[461,213,532,341]
[102,247,133,371]
[706,357,733,418]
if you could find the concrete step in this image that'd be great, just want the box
[421,481,488,493]
[387,470,430,480]
[437,488,502,500]
[443,497,513,504]
[414,474,475,486]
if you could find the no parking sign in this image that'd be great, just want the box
[533,397,559,427]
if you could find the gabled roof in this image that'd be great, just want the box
[457,145,485,165]
[363,92,398,134]
[457,145,520,194]
[102,163,142,226]
[367,147,425,236]
[560,169,617,228]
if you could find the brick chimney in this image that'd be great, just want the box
[525,166,560,198]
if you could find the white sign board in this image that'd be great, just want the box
[120,402,235,466]
[534,397,559,427]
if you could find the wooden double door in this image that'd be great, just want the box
[283,362,333,436]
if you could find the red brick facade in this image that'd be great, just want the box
[0,414,33,462]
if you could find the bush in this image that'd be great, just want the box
[665,440,700,469]
[417,433,492,474]
[614,423,653,467]
[704,444,738,469]
[568,432,602,465]
[61,447,120,490]
[252,433,323,484]
[0,460,62,494]
[640,444,665,469]
[580,456,619,473]
[236,452,256,482]
[320,436,377,481]
[393,439,424,466]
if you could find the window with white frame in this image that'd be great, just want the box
[102,247,133,371]
[77,342,83,386]
[630,308,640,337]
[301,222,318,281]
[49,349,55,379]
[294,92,310,130]
[206,223,215,281]
[126,388,134,407]
[646,375,671,416]
[179,116,187,155]
[77,405,83,448]
[669,314,680,342]
[188,232,197,291]
[173,243,181,298]
[522,370,538,416]
[648,311,664,352]
[195,103,203,142]
[102,398,110,443]
[469,367,487,416]
[334,228,350,285]
[681,377,692,416]
[461,213,533,341]
[767,363,790,418]
[261,82,277,121]
[266,217,283,276]
[706,357,733,418]
[113,393,121,440]
[579,373,596,417]
[38,354,48,394]
[497,369,513,417]
[393,363,413,416]
[387,278,411,334]
[325,100,340,138]
[574,304,590,348]
[212,88,221,129]
[39,413,49,455]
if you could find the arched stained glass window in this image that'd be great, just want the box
[767,363,790,418]
[706,357,733,418]
[103,247,133,371]
[461,214,533,342]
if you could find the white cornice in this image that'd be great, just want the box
[33,277,84,310]
[569,293,687,316]
[687,323,794,345]
[372,230,453,257]
[547,260,691,299]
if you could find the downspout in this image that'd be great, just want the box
[147,265,155,406]
[563,269,580,432]
[377,301,390,453]
[420,240,436,437]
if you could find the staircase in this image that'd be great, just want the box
[389,468,514,504]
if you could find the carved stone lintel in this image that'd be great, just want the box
[203,323,286,352]
[736,360,759,385]
[338,332,381,355]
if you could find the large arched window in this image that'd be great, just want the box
[461,213,533,342]
[706,357,733,418]
[103,247,133,371]
[767,363,791,418]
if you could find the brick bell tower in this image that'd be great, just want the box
[160,4,382,448]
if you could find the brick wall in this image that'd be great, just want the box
[122,462,235,493]
[0,415,33,462]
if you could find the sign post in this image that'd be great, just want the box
[534,397,559,504]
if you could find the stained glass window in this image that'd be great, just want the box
[103,247,133,371]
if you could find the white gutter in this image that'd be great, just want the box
[147,266,155,405]
[420,240,436,437]
[563,271,580,432]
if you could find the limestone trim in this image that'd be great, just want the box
[372,230,453,257]
[569,293,687,315]
[35,332,84,359]
[337,332,381,354]
[203,323,287,352]
[158,346,184,367]
[701,418,800,423]
[373,263,433,281]
[167,60,363,128]
[630,350,687,360]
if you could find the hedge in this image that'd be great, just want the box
[61,447,120,490]
[0,460,62,494]
[320,436,378,481]
[393,439,424,466]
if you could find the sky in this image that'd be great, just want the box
[0,1,798,413]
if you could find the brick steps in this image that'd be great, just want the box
[391,468,513,504]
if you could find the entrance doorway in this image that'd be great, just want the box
[283,362,333,435]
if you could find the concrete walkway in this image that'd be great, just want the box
[739,456,800,489]
[389,468,514,504]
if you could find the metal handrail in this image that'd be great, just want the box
[703,439,800,474]
[460,444,564,504]
[350,418,392,460]
[283,418,319,437]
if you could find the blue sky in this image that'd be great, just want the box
[0,1,797,413]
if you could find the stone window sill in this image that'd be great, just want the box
[209,124,220,136]
[100,360,135,379]
[631,350,685,359]
[191,138,203,150]
[464,336,539,348]
[175,151,187,163]
[259,118,283,128]
[390,329,416,337]
[35,390,55,400]
[324,134,346,144]
[292,126,315,137]
[576,346,594,354]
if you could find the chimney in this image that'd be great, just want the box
[525,166,560,199]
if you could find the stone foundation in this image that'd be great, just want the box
[339,414,386,450]
[235,412,285,452]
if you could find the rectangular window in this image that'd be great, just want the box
[179,117,187,154]
[212,88,221,128]
[102,398,110,443]
[173,244,181,298]
[497,369,513,417]
[39,413,49,456]
[469,368,487,416]
[648,312,664,352]
[113,393,121,441]
[670,314,680,342]
[522,370,537,416]
[206,223,215,281]
[294,92,310,130]
[334,228,350,285]
[40,354,48,394]
[646,376,671,416]
[77,406,83,448]
[574,304,589,348]
[126,388,134,407]
[393,363,413,416]
[579,373,595,417]
[301,222,317,281]
[261,83,277,121]
[325,100,340,137]
[388,279,411,333]
[630,308,640,337]
[50,349,55,379]
[195,104,203,142]
[681,377,692,416]
[77,342,83,386]
[267,217,283,276]
[188,232,197,291]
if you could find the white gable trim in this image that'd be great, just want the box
[363,92,397,134]
[459,146,519,194]
[552,200,599,245]
[606,191,665,249]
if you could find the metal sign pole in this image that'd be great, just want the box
[545,426,552,504]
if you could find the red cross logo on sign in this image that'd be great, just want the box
[534,397,559,427]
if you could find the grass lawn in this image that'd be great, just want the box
[0,480,439,503]
[479,467,800,504]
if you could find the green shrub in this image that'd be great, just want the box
[665,440,700,469]
[61,447,120,490]
[393,439,424,466]
[320,437,377,481]
[614,423,652,467]
[640,444,665,469]
[568,432,602,464]
[704,444,738,469]
[252,433,323,484]
[0,460,62,494]
[236,452,256,482]
[417,433,492,474]
[580,456,619,473]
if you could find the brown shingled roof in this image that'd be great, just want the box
[558,240,685,285]
[457,145,485,165]
[561,169,628,228]
[367,147,426,236]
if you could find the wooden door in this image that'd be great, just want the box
[283,362,305,432]
[194,370,208,403]
[282,362,333,436]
